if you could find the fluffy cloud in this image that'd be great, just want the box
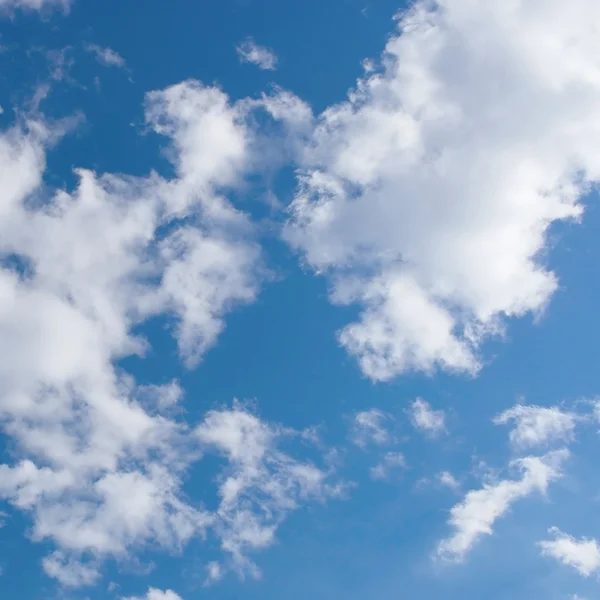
[494,404,577,450]
[236,38,278,71]
[409,398,446,436]
[369,452,406,481]
[437,450,568,561]
[540,528,600,577]
[0,81,333,586]
[438,471,460,491]
[350,409,392,447]
[284,0,600,380]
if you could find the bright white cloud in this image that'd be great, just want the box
[540,528,600,577]
[437,450,568,561]
[350,409,392,447]
[284,0,600,380]
[494,404,577,449]
[85,44,126,69]
[409,398,446,436]
[236,37,278,71]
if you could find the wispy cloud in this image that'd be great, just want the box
[437,450,568,561]
[236,37,277,71]
[0,80,334,587]
[0,0,70,13]
[370,452,406,481]
[494,404,578,450]
[85,43,126,69]
[408,399,446,437]
[350,409,392,448]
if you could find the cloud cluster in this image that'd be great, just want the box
[125,588,183,600]
[285,0,600,380]
[3,0,600,593]
[0,82,335,586]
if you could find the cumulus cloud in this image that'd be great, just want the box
[540,528,600,577]
[284,0,600,380]
[0,81,334,586]
[494,404,577,450]
[437,450,568,561]
[236,37,278,71]
[350,409,392,447]
[85,44,126,69]
[409,398,446,436]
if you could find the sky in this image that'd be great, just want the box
[1,0,600,599]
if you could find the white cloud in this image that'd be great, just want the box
[437,450,568,561]
[124,588,183,600]
[85,44,126,69]
[409,398,446,436]
[0,80,335,586]
[236,38,277,71]
[0,0,69,12]
[284,0,600,380]
[438,471,460,491]
[370,452,406,481]
[42,552,100,587]
[540,528,600,577]
[135,381,184,412]
[350,409,392,447]
[494,404,577,450]
[196,402,342,577]
[204,561,223,586]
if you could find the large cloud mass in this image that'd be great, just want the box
[285,0,600,380]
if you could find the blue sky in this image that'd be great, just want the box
[1,1,600,599]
